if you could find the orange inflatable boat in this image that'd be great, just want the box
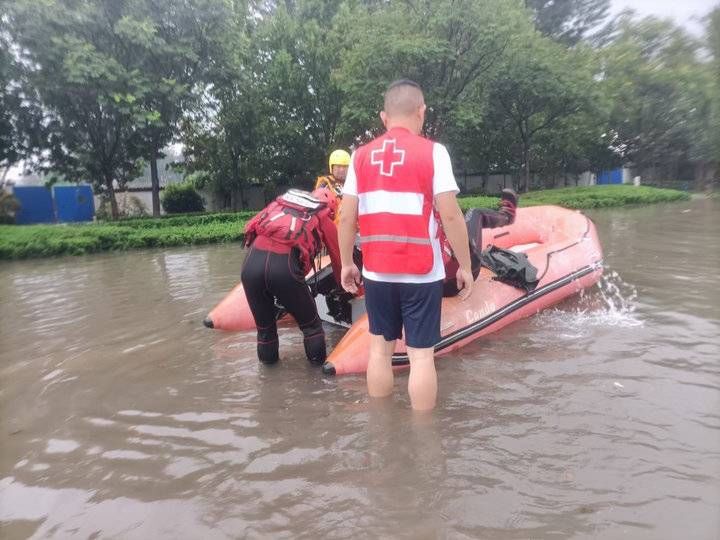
[204,206,603,376]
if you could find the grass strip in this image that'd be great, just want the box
[459,185,689,210]
[0,220,247,260]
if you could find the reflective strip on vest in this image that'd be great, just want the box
[282,189,323,210]
[358,190,424,216]
[360,235,432,245]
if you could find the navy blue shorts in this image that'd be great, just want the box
[363,278,443,349]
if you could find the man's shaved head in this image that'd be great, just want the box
[383,79,425,118]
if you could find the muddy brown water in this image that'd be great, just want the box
[1,197,718,539]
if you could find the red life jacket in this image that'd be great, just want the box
[245,189,326,272]
[353,127,435,274]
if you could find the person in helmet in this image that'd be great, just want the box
[315,149,351,200]
[241,187,342,366]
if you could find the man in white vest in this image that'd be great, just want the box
[338,80,473,411]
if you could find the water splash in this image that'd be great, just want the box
[591,270,641,322]
[533,269,643,337]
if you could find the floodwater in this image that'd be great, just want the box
[1,197,718,539]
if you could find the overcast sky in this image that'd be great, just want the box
[610,0,718,34]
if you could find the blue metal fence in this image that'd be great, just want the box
[11,184,95,224]
[13,186,55,224]
[54,185,95,223]
[597,169,623,185]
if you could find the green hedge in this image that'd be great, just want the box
[518,185,690,208]
[105,211,256,229]
[0,185,690,261]
[0,220,248,260]
[459,185,689,210]
[458,195,501,211]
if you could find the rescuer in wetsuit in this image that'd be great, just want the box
[241,187,342,365]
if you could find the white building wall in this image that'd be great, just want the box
[461,173,516,193]
[578,171,596,186]
[622,168,632,184]
[460,171,597,193]
[93,191,156,217]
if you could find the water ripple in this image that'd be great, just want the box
[1,202,719,539]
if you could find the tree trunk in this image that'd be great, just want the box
[229,149,238,211]
[230,153,245,210]
[523,142,531,193]
[238,184,246,210]
[697,161,718,192]
[105,175,119,220]
[150,148,161,217]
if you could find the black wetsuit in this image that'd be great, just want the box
[241,247,326,365]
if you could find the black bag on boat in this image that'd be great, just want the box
[480,245,539,292]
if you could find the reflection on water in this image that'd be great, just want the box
[1,198,719,539]
[155,252,211,302]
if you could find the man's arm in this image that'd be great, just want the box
[435,192,473,299]
[318,211,342,284]
[338,194,361,293]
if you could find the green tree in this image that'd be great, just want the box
[0,22,43,175]
[181,0,348,207]
[600,13,714,183]
[181,88,267,210]
[265,1,347,175]
[524,0,610,45]
[335,0,534,143]
[480,38,602,191]
[5,0,235,218]
[334,0,607,191]
[180,9,276,209]
[690,7,720,180]
[117,0,240,216]
[7,1,154,218]
[709,7,720,161]
[0,30,16,172]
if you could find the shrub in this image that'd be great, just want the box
[161,182,205,214]
[123,195,149,217]
[458,185,689,210]
[95,196,112,221]
[0,188,20,224]
[0,219,248,259]
[108,211,255,228]
[520,185,689,209]
[96,193,151,220]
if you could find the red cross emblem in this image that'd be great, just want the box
[370,139,405,177]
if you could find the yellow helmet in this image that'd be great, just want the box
[328,149,351,172]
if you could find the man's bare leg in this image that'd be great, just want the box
[367,335,396,397]
[407,346,437,411]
